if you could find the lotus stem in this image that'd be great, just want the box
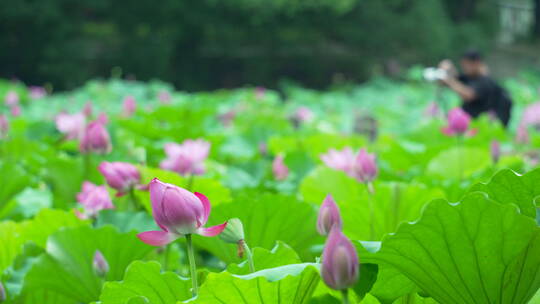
[241,240,255,273]
[341,289,350,304]
[185,234,198,296]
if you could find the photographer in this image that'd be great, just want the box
[437,50,512,127]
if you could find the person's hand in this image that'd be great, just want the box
[438,59,455,72]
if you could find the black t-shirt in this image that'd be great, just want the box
[457,74,512,126]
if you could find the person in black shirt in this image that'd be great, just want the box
[438,50,512,126]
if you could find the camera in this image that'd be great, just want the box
[423,67,448,82]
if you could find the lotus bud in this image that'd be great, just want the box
[0,281,5,302]
[160,139,210,176]
[79,120,112,154]
[158,91,172,104]
[317,195,343,236]
[321,227,359,291]
[76,181,114,218]
[10,105,21,117]
[29,86,47,99]
[137,178,227,246]
[354,149,378,183]
[490,140,501,164]
[4,90,19,106]
[219,218,245,244]
[98,161,140,195]
[83,101,93,117]
[442,108,470,136]
[93,250,109,277]
[272,154,289,181]
[122,96,136,117]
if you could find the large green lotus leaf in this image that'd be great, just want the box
[43,156,85,210]
[268,133,367,160]
[99,261,192,304]
[300,167,444,240]
[469,168,540,219]
[194,193,322,263]
[0,209,84,272]
[426,147,490,179]
[0,162,31,213]
[192,263,320,303]
[15,225,153,304]
[227,241,302,274]
[139,166,231,211]
[363,193,540,304]
[95,210,158,233]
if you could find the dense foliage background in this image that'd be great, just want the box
[0,0,508,90]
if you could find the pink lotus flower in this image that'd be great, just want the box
[160,139,210,176]
[76,181,114,219]
[158,91,172,104]
[96,112,109,125]
[521,102,540,127]
[79,120,112,154]
[93,250,109,277]
[10,105,21,117]
[122,96,136,117]
[137,178,228,246]
[272,154,289,181]
[441,108,471,136]
[321,147,378,183]
[255,87,266,100]
[321,227,359,290]
[98,162,141,196]
[317,194,343,236]
[294,107,314,123]
[55,112,86,140]
[4,90,19,106]
[490,140,500,163]
[29,86,47,99]
[516,125,530,144]
[0,115,8,138]
[83,101,93,117]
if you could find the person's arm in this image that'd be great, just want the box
[443,77,476,102]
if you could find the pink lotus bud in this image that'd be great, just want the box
[76,181,114,218]
[424,101,440,117]
[55,112,86,140]
[317,195,343,236]
[294,107,314,122]
[4,90,19,106]
[122,96,137,117]
[516,125,530,144]
[490,140,500,163]
[255,87,266,100]
[0,280,5,301]
[0,115,9,138]
[92,250,109,277]
[29,86,47,99]
[321,148,356,176]
[137,178,228,246]
[98,162,140,195]
[441,108,470,136]
[96,112,109,125]
[83,101,93,117]
[158,91,172,104]
[321,227,359,290]
[160,139,210,176]
[10,105,21,117]
[272,154,289,181]
[354,149,378,183]
[79,120,112,154]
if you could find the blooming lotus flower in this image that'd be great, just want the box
[158,91,172,104]
[55,112,86,140]
[122,96,136,117]
[321,227,359,290]
[10,105,21,117]
[355,149,378,183]
[0,115,9,138]
[272,155,289,181]
[441,108,471,136]
[317,195,343,236]
[160,139,210,176]
[521,102,540,127]
[98,162,141,196]
[137,178,228,246]
[93,250,109,277]
[4,90,19,106]
[321,148,356,176]
[29,86,47,99]
[83,101,93,117]
[490,140,501,164]
[76,181,114,219]
[79,120,112,154]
